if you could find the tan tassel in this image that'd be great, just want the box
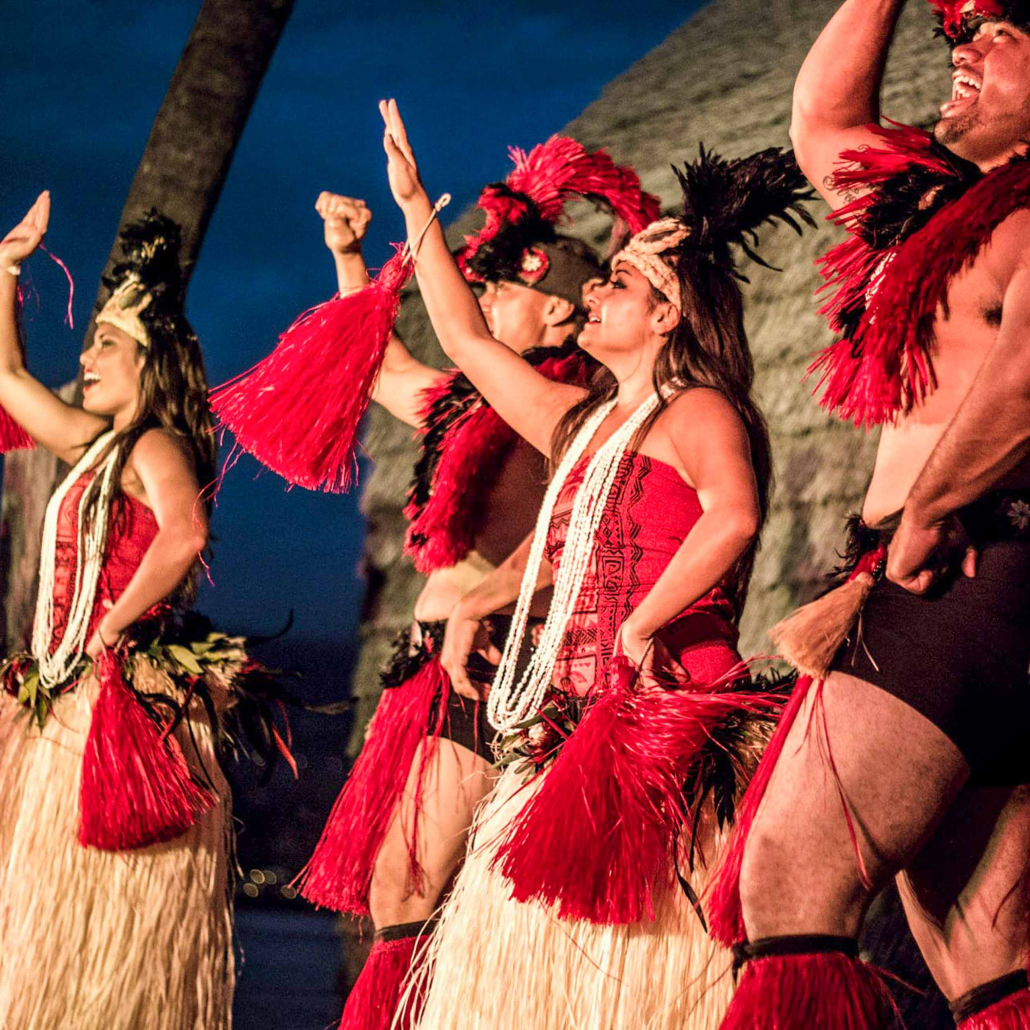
[769,572,876,680]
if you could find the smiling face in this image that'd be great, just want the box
[578,262,679,368]
[936,20,1030,167]
[80,322,146,422]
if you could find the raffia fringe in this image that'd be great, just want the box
[401,765,734,1030]
[769,574,875,680]
[0,670,234,1030]
[720,951,897,1029]
[959,990,1030,1030]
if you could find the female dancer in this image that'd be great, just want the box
[0,194,249,1029]
[379,100,811,1028]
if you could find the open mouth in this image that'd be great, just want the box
[942,71,982,113]
[586,314,601,325]
[83,371,101,390]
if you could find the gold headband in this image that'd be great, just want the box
[96,277,151,348]
[611,217,690,312]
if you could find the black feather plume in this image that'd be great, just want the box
[101,208,185,313]
[673,146,816,279]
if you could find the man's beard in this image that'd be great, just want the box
[935,107,980,147]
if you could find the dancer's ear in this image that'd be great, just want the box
[650,299,680,337]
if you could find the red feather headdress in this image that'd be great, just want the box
[927,0,1023,39]
[460,136,661,294]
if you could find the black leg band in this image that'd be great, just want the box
[950,970,1029,1024]
[374,916,439,943]
[732,934,860,974]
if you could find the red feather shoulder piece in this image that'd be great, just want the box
[403,343,591,574]
[809,124,1030,427]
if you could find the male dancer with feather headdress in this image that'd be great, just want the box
[709,2,1030,1027]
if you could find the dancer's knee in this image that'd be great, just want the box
[739,824,867,937]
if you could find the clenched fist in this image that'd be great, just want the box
[315,191,372,257]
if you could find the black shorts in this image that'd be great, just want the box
[830,495,1030,786]
[381,615,536,764]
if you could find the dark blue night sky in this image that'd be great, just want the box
[2,0,701,668]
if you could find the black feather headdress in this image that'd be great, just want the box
[97,209,186,344]
[673,145,816,280]
[613,146,814,308]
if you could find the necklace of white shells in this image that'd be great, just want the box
[31,430,120,688]
[487,391,662,733]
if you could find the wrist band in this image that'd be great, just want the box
[2,263,21,277]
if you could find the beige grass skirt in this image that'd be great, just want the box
[0,666,234,1030]
[407,763,734,1030]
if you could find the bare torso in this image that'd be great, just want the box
[413,437,551,621]
[863,222,1030,523]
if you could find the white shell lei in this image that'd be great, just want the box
[32,430,119,687]
[487,392,662,732]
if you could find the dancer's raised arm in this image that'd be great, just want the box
[792,0,906,208]
[380,99,586,455]
[0,192,107,462]
[317,190,444,428]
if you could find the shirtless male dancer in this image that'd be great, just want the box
[298,149,657,1029]
[709,2,1030,1027]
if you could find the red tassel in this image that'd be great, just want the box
[296,659,450,916]
[958,989,1030,1029]
[707,675,816,947]
[492,657,780,925]
[721,952,897,1029]
[0,405,35,453]
[338,934,429,1030]
[210,250,412,493]
[79,651,214,850]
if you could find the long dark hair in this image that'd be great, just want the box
[550,147,814,616]
[83,212,216,601]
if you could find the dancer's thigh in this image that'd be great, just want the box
[899,784,1030,1000]
[369,736,496,924]
[740,672,969,939]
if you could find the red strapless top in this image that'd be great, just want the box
[544,452,741,696]
[50,472,159,648]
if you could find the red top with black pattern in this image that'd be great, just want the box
[544,451,741,696]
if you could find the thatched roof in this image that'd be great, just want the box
[350,0,950,744]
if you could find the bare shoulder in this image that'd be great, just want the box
[128,427,195,475]
[984,208,1030,283]
[661,386,741,430]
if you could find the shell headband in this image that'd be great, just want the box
[611,217,690,312]
[96,277,152,348]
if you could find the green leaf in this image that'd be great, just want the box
[167,644,204,676]
[23,671,39,710]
